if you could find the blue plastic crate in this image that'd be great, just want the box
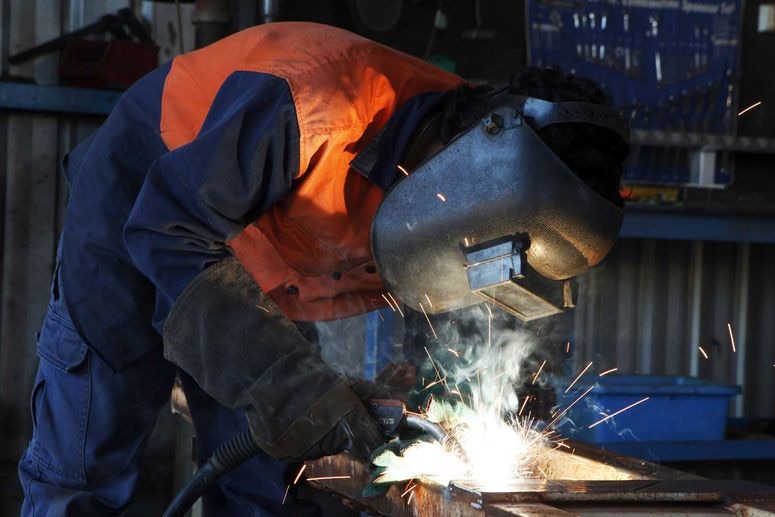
[555,375,740,443]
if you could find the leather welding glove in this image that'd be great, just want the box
[363,440,403,498]
[362,433,437,497]
[163,257,385,461]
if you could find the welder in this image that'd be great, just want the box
[18,21,629,516]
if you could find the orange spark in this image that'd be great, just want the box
[565,341,571,354]
[293,463,307,485]
[397,164,409,176]
[485,303,493,347]
[421,377,446,391]
[419,303,438,339]
[589,397,650,429]
[381,293,396,312]
[489,371,507,382]
[387,293,404,317]
[531,360,547,385]
[698,346,709,359]
[255,305,270,313]
[463,237,470,247]
[738,101,762,116]
[305,475,351,481]
[599,367,618,377]
[519,395,531,416]
[424,346,444,383]
[436,193,446,202]
[547,386,595,429]
[727,323,736,352]
[424,293,433,308]
[401,481,417,498]
[447,347,459,357]
[282,484,290,505]
[565,361,593,394]
[448,389,465,402]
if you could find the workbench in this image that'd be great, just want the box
[306,442,775,516]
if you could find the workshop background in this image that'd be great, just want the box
[1,0,774,514]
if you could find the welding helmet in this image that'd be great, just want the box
[371,94,629,321]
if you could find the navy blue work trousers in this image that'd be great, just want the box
[17,260,296,516]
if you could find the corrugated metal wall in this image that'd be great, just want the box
[0,1,197,512]
[574,238,775,418]
[0,0,103,474]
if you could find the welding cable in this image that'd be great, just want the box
[163,429,262,517]
[404,414,469,464]
[404,414,448,443]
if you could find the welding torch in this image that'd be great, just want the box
[163,399,464,517]
[368,399,468,462]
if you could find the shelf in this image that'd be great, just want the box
[0,81,121,115]
[631,129,775,153]
[622,207,775,243]
[1,83,772,246]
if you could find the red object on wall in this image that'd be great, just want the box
[59,40,158,90]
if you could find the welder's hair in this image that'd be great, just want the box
[439,66,629,207]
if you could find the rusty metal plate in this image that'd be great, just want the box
[306,445,775,516]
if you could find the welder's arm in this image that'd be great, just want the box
[164,256,384,460]
[124,72,299,332]
[122,72,383,459]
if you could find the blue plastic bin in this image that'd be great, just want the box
[555,375,741,442]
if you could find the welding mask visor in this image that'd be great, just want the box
[371,96,628,321]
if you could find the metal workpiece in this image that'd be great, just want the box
[449,479,775,515]
[371,106,623,318]
[307,445,775,516]
[306,453,479,517]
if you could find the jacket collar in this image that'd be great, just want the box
[350,90,447,192]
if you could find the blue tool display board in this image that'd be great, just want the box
[527,0,743,184]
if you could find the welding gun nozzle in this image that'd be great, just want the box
[404,414,468,462]
[404,414,448,443]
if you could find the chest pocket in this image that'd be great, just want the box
[257,207,344,276]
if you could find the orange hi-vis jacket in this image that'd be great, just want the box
[60,22,462,369]
[160,22,463,321]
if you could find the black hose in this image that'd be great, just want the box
[163,429,263,517]
[404,414,470,464]
[404,414,449,443]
